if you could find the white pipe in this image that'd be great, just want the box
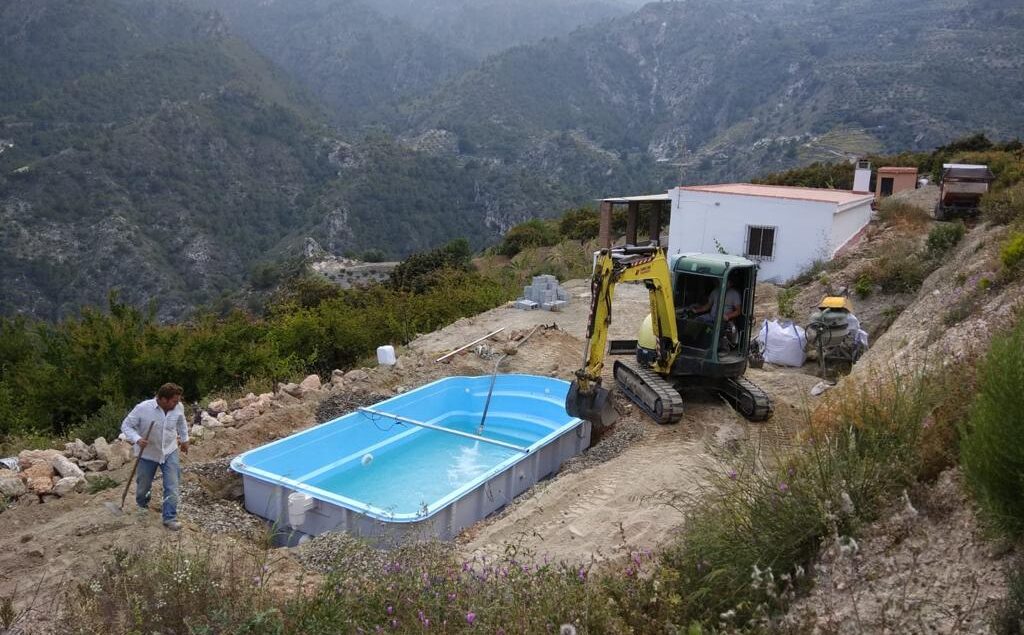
[357,407,529,453]
[435,328,505,362]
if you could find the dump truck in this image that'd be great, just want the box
[934,163,995,220]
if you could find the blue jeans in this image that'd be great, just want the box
[135,450,180,523]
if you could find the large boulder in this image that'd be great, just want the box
[330,369,345,387]
[94,438,131,470]
[207,398,228,414]
[231,392,257,411]
[299,374,322,395]
[232,403,261,424]
[52,476,85,497]
[17,448,63,470]
[27,476,53,495]
[22,461,55,480]
[82,460,108,472]
[64,438,95,461]
[344,369,370,383]
[279,382,303,398]
[201,412,221,428]
[0,476,27,498]
[51,454,85,479]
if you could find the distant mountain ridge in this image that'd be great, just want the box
[399,0,1024,183]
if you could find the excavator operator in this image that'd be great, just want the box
[688,275,742,324]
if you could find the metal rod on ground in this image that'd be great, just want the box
[477,324,541,435]
[358,407,529,453]
[435,328,505,363]
[118,420,156,511]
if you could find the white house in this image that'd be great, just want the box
[666,184,874,282]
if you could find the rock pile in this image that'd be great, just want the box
[0,443,128,500]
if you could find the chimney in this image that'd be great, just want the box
[853,159,871,193]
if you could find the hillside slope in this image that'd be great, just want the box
[402,0,1024,182]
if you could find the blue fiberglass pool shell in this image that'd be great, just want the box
[230,374,590,540]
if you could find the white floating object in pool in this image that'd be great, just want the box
[377,345,397,366]
[361,453,374,466]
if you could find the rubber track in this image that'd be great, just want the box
[613,360,685,425]
[716,376,774,422]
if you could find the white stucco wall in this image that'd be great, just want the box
[667,190,836,283]
[829,201,872,255]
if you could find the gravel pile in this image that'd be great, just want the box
[298,531,454,575]
[560,396,646,475]
[314,390,391,424]
[180,459,265,537]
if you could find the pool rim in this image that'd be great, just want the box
[229,374,585,523]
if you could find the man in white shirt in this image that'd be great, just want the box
[120,383,190,530]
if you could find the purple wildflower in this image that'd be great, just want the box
[387,606,394,616]
[466,611,476,625]
[779,482,789,493]
[728,470,737,480]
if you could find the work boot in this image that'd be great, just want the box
[163,519,182,531]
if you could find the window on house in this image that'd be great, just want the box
[746,225,776,261]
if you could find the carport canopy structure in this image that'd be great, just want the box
[597,193,671,248]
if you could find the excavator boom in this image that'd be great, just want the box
[566,245,679,427]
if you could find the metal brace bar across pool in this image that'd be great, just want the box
[357,407,530,454]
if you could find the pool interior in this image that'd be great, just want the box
[234,376,579,516]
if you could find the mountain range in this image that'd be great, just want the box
[1,0,1021,320]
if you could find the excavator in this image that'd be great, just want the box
[566,236,773,428]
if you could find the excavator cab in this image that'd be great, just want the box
[566,196,771,427]
[650,255,757,373]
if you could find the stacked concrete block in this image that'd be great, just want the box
[516,275,570,311]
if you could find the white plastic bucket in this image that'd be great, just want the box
[377,345,397,366]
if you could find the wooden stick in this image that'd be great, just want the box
[435,327,505,363]
[120,420,156,510]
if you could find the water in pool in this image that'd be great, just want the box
[306,414,541,514]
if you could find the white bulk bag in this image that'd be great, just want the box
[756,319,807,367]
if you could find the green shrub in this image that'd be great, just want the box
[867,243,932,294]
[85,475,119,494]
[1001,232,1024,272]
[981,184,1024,226]
[877,199,929,228]
[361,249,386,263]
[854,273,874,299]
[498,219,560,256]
[66,401,129,443]
[389,239,472,292]
[777,287,799,319]
[558,207,601,241]
[926,221,966,258]
[961,316,1024,537]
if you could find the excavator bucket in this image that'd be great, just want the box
[565,381,618,429]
